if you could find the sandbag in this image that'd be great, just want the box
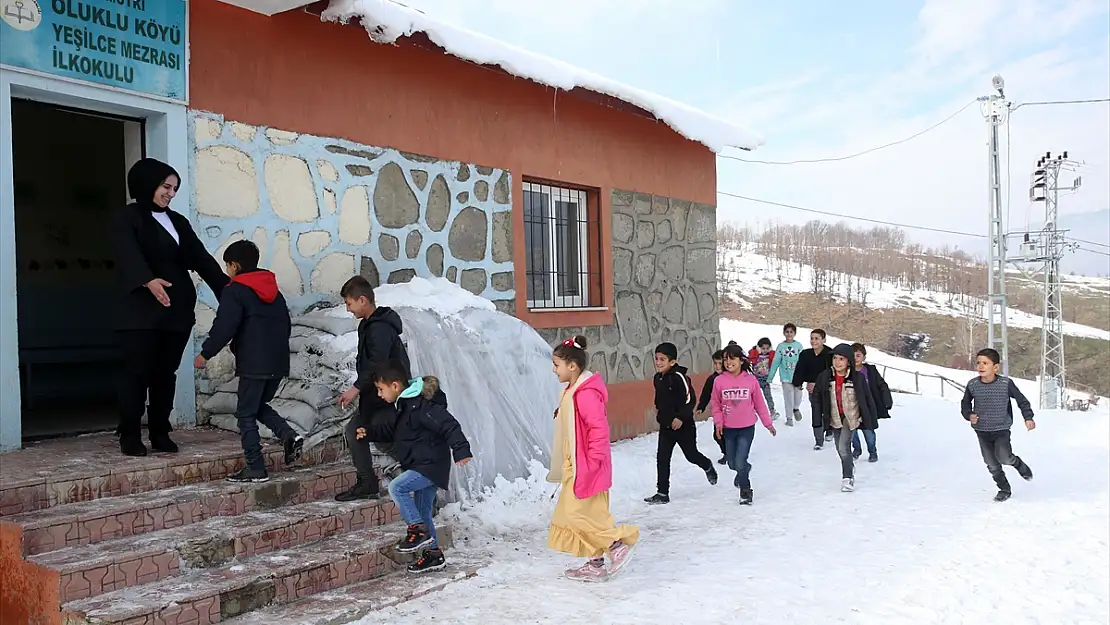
[203,392,238,414]
[276,379,335,409]
[292,312,357,336]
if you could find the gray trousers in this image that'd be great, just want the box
[834,427,855,479]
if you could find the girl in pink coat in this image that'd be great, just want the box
[711,343,777,505]
[547,335,639,582]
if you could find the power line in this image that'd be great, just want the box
[716,190,985,237]
[1011,97,1110,111]
[717,100,977,165]
[1075,245,1110,258]
[1071,236,1110,249]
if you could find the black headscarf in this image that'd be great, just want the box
[126,158,180,213]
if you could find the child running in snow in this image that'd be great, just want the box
[851,343,893,463]
[696,349,727,465]
[811,344,878,492]
[711,344,777,504]
[547,336,639,582]
[767,323,805,426]
[374,365,473,574]
[645,342,718,505]
[748,338,779,420]
[960,348,1035,502]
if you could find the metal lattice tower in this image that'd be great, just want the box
[1026,152,1082,409]
[981,77,1010,374]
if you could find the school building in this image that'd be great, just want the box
[0,2,760,619]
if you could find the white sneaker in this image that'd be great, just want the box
[784,417,795,427]
[771,411,781,422]
[841,478,855,492]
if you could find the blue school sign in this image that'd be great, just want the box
[0,0,187,102]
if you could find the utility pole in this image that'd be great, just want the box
[981,75,1010,374]
[1024,152,1082,409]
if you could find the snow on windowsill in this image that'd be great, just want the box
[321,0,764,153]
[527,307,610,313]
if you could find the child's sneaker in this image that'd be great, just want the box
[784,417,795,427]
[284,435,304,467]
[841,478,855,492]
[607,541,636,576]
[396,524,434,554]
[824,431,834,442]
[644,493,670,505]
[739,488,753,505]
[227,467,269,483]
[793,409,803,422]
[852,449,862,460]
[407,548,446,574]
[813,443,823,451]
[868,453,879,463]
[565,559,608,582]
[1016,461,1033,481]
[717,456,727,465]
[993,490,1012,502]
[771,411,781,422]
[705,467,719,485]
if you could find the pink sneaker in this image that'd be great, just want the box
[607,541,636,576]
[564,560,609,582]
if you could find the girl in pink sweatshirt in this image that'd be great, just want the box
[711,344,777,504]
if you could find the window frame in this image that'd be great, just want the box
[522,181,592,310]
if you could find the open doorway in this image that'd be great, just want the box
[12,99,145,441]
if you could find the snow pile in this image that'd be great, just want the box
[201,278,561,501]
[321,0,764,153]
[718,249,1110,341]
[361,392,1110,624]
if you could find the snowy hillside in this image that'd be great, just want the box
[357,389,1110,624]
[719,250,1110,341]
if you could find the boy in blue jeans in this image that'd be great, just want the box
[374,364,473,573]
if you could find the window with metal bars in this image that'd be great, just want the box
[522,181,600,310]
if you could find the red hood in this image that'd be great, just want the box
[231,270,279,303]
[574,371,609,403]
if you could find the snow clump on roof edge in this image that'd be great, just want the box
[321,0,765,153]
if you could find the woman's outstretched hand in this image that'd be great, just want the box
[146,278,172,307]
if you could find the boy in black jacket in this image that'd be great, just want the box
[375,364,472,574]
[792,328,835,449]
[335,276,412,502]
[695,349,727,464]
[194,241,302,483]
[961,348,1035,502]
[645,342,718,505]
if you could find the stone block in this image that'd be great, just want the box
[657,218,673,244]
[230,122,256,142]
[373,163,420,228]
[476,165,494,175]
[686,247,716,283]
[410,170,429,190]
[612,248,633,286]
[272,231,304,296]
[296,231,331,258]
[456,191,469,204]
[634,253,656,287]
[657,245,686,281]
[327,145,380,160]
[322,188,337,214]
[491,211,513,263]
[473,180,489,202]
[426,244,444,277]
[311,253,356,295]
[636,221,656,249]
[195,117,221,142]
[493,172,511,204]
[317,159,339,183]
[379,234,400,261]
[405,230,423,259]
[633,193,652,215]
[456,163,471,182]
[448,207,488,262]
[460,268,488,295]
[426,175,451,232]
[687,203,716,244]
[265,154,319,222]
[615,291,650,348]
[195,146,259,218]
[612,213,634,244]
[339,185,371,245]
[388,269,416,284]
[491,271,514,292]
[346,164,373,177]
[265,129,298,146]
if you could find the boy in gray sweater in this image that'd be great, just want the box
[960,348,1035,502]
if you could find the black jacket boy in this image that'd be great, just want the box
[792,347,834,388]
[200,269,290,378]
[811,366,880,431]
[696,371,720,414]
[390,377,473,490]
[355,307,411,415]
[654,364,697,428]
[858,363,894,420]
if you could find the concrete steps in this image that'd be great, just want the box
[0,429,475,625]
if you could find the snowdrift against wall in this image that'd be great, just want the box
[200,278,560,501]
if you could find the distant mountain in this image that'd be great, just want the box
[1059,210,1110,277]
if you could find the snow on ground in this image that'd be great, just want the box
[358,390,1110,625]
[720,250,1110,341]
[321,0,763,153]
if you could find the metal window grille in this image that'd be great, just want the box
[522,181,599,309]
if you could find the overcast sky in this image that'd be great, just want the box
[390,0,1109,258]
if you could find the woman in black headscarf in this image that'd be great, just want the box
[112,158,228,456]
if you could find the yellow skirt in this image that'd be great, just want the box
[547,476,639,559]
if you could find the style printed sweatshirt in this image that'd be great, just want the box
[710,370,773,430]
[767,340,804,383]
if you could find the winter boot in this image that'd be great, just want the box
[149,433,179,454]
[784,416,795,427]
[284,434,304,467]
[852,449,863,460]
[868,452,879,463]
[227,467,270,483]
[644,493,670,505]
[793,409,803,422]
[705,467,719,486]
[396,523,434,554]
[407,548,447,574]
[813,443,823,451]
[739,488,754,505]
[335,476,380,502]
[1014,458,1033,481]
[841,478,855,492]
[990,468,1011,495]
[120,435,148,457]
[993,490,1012,502]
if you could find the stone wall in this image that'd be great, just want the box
[535,189,720,383]
[187,111,515,325]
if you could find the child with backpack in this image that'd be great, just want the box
[644,342,718,505]
[547,336,639,582]
[696,349,727,464]
[748,338,779,421]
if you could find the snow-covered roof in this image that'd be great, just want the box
[321,0,764,153]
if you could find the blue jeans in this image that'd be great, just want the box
[237,378,296,470]
[851,429,877,456]
[388,470,439,548]
[723,426,755,490]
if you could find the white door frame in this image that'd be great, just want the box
[0,69,193,451]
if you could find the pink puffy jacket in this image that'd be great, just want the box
[572,374,613,499]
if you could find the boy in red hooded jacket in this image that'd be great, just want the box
[195,240,302,483]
